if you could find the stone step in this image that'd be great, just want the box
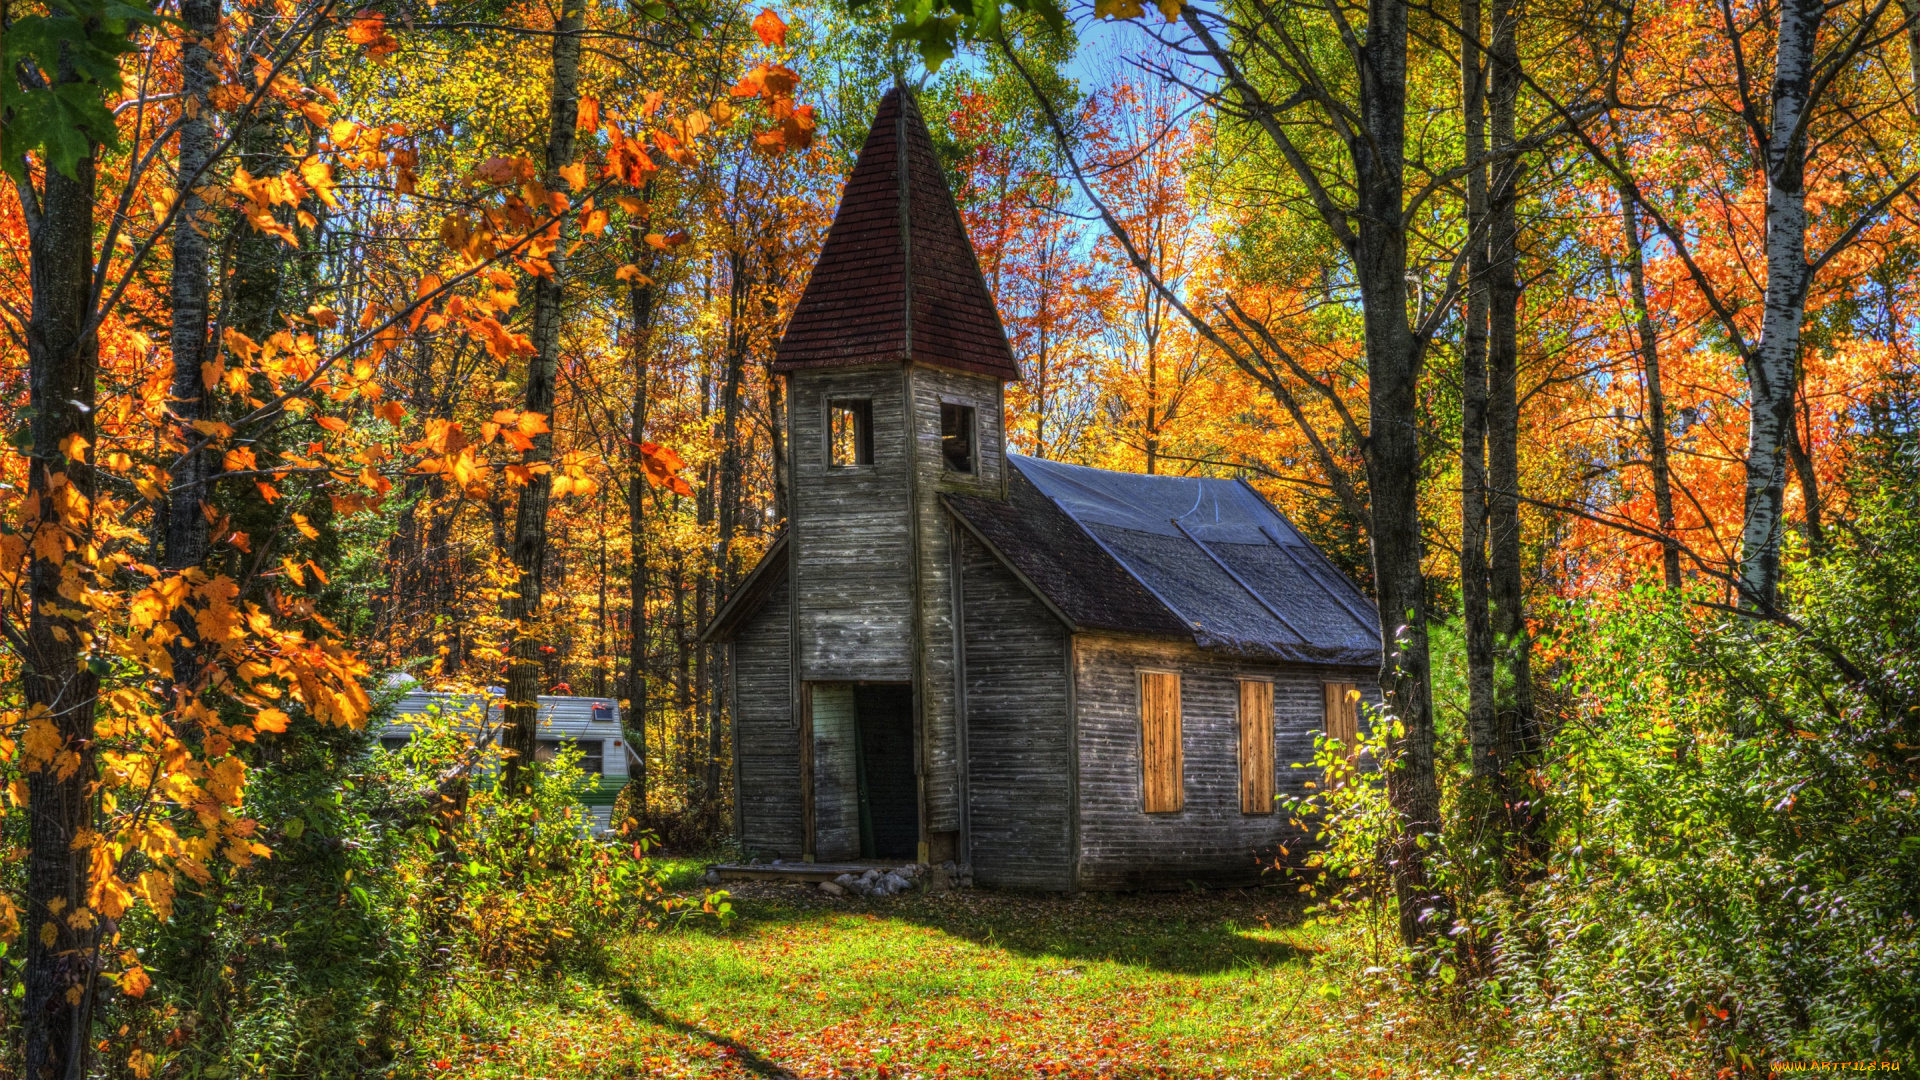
[710,861,909,883]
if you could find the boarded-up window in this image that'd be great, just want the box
[1239,680,1274,814]
[1323,682,1360,786]
[1139,671,1183,813]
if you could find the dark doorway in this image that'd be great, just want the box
[852,684,918,859]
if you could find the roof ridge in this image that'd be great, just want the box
[896,83,914,358]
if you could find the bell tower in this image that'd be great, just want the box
[770,87,1021,864]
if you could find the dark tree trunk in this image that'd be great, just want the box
[216,0,297,599]
[1487,0,1537,768]
[1352,0,1444,949]
[501,0,586,793]
[1617,188,1682,589]
[22,151,104,1080]
[384,341,438,658]
[162,0,222,590]
[710,249,749,804]
[596,509,610,697]
[625,229,658,813]
[769,375,790,524]
[1789,387,1823,553]
[763,260,790,525]
[717,249,748,581]
[1459,0,1498,783]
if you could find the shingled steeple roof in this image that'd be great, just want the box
[772,87,1021,381]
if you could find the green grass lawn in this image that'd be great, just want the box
[406,866,1678,1079]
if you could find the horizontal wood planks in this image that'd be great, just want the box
[912,366,1004,835]
[1073,633,1378,889]
[791,367,914,682]
[957,531,1072,890]
[733,576,799,859]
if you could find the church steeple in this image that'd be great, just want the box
[772,87,1021,382]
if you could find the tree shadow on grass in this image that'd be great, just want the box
[619,987,798,1078]
[700,882,1321,977]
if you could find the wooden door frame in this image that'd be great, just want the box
[801,679,920,863]
[800,683,814,861]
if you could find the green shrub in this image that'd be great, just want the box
[1496,458,1920,1067]
[82,694,722,1079]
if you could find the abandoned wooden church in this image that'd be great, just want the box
[704,88,1383,891]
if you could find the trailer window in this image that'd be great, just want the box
[535,737,605,775]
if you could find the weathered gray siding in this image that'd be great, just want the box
[955,529,1072,890]
[790,367,914,682]
[810,684,860,861]
[1072,633,1378,889]
[910,367,1004,837]
[733,576,799,859]
[786,363,1011,857]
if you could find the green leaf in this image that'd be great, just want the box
[0,0,165,180]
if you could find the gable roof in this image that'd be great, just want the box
[949,456,1381,666]
[699,531,788,644]
[771,87,1021,382]
[944,470,1190,638]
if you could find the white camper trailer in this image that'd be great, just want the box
[379,683,633,832]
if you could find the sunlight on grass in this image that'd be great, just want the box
[407,884,1567,1079]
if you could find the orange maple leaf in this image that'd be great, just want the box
[343,12,399,60]
[640,441,694,496]
[752,8,788,47]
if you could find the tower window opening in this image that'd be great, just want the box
[941,402,975,474]
[829,400,873,466]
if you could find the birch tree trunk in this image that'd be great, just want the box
[501,0,586,792]
[1739,0,1821,611]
